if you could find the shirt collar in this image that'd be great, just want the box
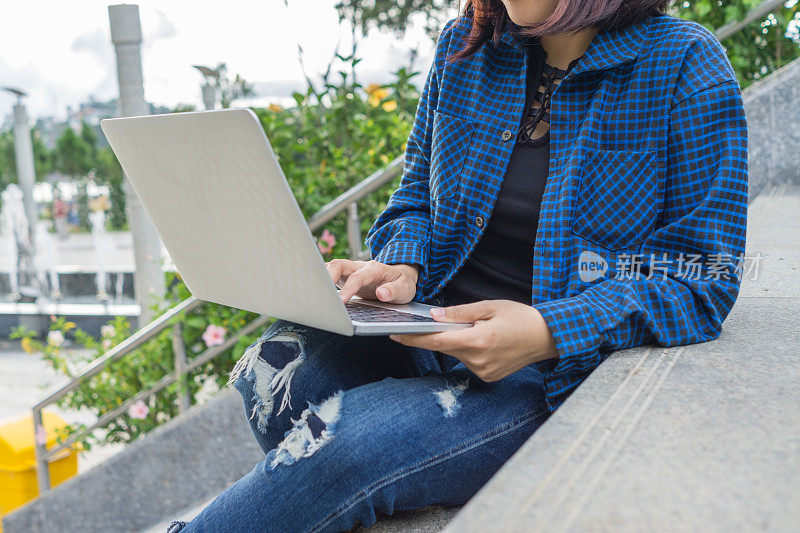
[497,18,649,77]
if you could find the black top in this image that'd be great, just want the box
[438,38,579,307]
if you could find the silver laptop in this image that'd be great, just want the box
[100,108,471,336]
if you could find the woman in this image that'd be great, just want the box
[170,0,747,531]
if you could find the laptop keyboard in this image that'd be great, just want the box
[345,301,436,323]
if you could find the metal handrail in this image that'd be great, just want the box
[307,155,404,232]
[32,296,198,491]
[309,155,404,259]
[714,0,787,41]
[30,155,405,493]
[31,295,270,492]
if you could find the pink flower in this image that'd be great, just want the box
[47,330,65,347]
[317,229,337,254]
[202,324,227,347]
[100,324,116,338]
[127,400,150,420]
[35,425,48,446]
[102,338,112,350]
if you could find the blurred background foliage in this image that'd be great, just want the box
[331,0,800,88]
[255,51,420,259]
[673,0,800,87]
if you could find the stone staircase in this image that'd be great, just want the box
[2,392,264,532]
[4,56,799,533]
[444,183,800,532]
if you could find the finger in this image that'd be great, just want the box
[389,326,481,353]
[431,300,496,323]
[375,278,414,304]
[338,261,385,302]
[326,259,365,287]
[325,260,345,286]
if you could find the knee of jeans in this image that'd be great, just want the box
[265,389,344,470]
[227,319,311,433]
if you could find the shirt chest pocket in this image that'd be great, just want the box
[571,148,659,251]
[429,110,476,200]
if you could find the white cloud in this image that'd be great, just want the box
[0,0,441,122]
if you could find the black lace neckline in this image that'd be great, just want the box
[516,38,582,147]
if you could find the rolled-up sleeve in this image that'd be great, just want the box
[535,79,749,409]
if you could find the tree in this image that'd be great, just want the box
[323,0,800,88]
[54,127,93,177]
[334,0,457,39]
[0,130,16,191]
[172,103,197,113]
[674,0,800,88]
[32,131,54,180]
[0,127,54,188]
[216,63,254,108]
[95,146,127,230]
[80,121,99,160]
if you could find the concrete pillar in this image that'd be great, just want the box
[11,102,37,247]
[108,4,165,325]
[201,82,216,110]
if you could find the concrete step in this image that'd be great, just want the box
[141,496,217,533]
[443,185,800,532]
[2,391,263,533]
[143,501,460,533]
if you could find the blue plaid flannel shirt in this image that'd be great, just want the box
[365,13,748,410]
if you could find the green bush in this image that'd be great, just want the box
[13,289,262,447]
[254,55,419,258]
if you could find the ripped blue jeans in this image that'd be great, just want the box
[176,319,551,532]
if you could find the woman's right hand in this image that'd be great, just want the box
[325,259,420,304]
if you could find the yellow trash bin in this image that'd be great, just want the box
[0,411,79,522]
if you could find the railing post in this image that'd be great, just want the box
[33,406,50,493]
[347,203,363,259]
[172,323,191,412]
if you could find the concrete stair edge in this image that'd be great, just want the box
[2,390,263,533]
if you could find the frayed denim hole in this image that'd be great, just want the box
[433,376,470,418]
[268,390,343,469]
[227,327,305,389]
[263,339,302,368]
[306,413,326,440]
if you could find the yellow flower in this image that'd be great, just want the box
[21,337,35,354]
[381,100,397,112]
[64,321,76,330]
[365,83,381,96]
[368,87,390,108]
[268,103,284,113]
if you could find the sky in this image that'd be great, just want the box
[0,1,446,122]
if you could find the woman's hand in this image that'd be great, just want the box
[326,259,420,304]
[389,300,559,382]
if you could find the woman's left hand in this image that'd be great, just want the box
[389,300,559,382]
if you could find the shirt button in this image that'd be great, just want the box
[501,130,513,142]
[475,216,484,228]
